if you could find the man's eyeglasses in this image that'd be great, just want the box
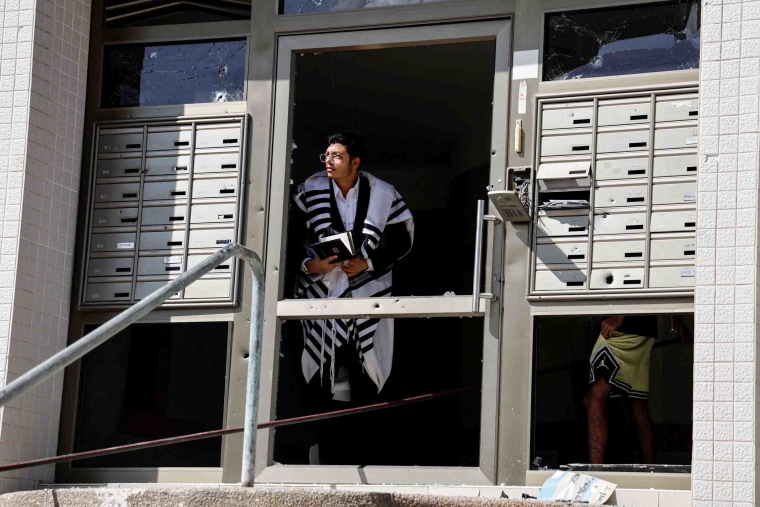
[319,153,346,163]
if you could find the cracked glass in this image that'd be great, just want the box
[543,0,700,81]
[281,0,449,15]
[101,40,246,108]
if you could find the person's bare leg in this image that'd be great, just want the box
[584,378,612,464]
[631,398,656,464]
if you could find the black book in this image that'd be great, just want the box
[311,231,355,262]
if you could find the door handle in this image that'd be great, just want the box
[472,199,501,312]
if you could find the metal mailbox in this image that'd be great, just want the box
[94,183,140,203]
[536,213,590,237]
[532,89,698,296]
[650,237,696,261]
[139,230,186,251]
[85,281,133,303]
[135,280,181,300]
[541,102,594,130]
[90,232,136,252]
[141,205,188,226]
[596,129,650,154]
[534,268,588,291]
[536,162,591,190]
[191,177,238,199]
[650,210,697,233]
[536,241,588,266]
[597,99,651,127]
[186,254,233,274]
[97,128,144,153]
[540,133,593,157]
[92,208,139,228]
[195,125,241,149]
[87,257,134,277]
[187,228,235,249]
[654,125,699,150]
[194,152,240,174]
[648,264,696,288]
[144,155,192,177]
[96,157,142,178]
[651,180,697,205]
[146,127,194,151]
[184,278,233,299]
[590,266,645,289]
[592,238,646,264]
[143,180,190,201]
[594,183,648,208]
[595,156,648,181]
[653,153,698,177]
[655,94,699,123]
[190,203,236,224]
[137,255,185,276]
[83,116,249,307]
[593,210,647,235]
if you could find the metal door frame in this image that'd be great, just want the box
[257,19,512,485]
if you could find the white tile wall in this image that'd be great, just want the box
[0,0,90,493]
[697,0,760,505]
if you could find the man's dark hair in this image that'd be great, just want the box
[328,132,367,162]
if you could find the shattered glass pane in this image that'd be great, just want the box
[101,40,246,108]
[281,0,449,15]
[543,0,700,81]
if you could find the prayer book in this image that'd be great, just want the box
[311,231,355,262]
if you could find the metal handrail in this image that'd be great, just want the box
[0,385,480,473]
[0,243,265,487]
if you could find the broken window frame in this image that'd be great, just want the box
[542,0,700,82]
[279,0,454,15]
[100,38,248,108]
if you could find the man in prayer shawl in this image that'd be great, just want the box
[292,132,413,462]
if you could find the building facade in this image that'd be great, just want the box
[0,0,756,505]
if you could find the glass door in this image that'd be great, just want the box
[260,19,511,484]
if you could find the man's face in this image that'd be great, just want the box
[324,143,359,183]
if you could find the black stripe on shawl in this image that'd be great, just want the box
[311,217,332,229]
[305,340,324,365]
[357,318,380,332]
[364,223,382,237]
[348,270,392,292]
[306,197,331,207]
[353,175,371,242]
[388,203,409,221]
[305,189,331,198]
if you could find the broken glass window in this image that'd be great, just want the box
[543,0,700,81]
[104,0,251,28]
[281,0,449,15]
[101,40,246,108]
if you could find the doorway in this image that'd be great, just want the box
[263,19,511,484]
[275,41,495,467]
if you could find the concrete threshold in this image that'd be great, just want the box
[0,485,590,507]
[2,483,693,506]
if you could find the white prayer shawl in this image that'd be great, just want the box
[294,171,414,393]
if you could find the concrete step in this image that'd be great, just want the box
[0,486,589,507]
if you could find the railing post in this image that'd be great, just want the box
[238,247,265,487]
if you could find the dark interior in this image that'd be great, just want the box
[532,314,694,470]
[73,323,229,467]
[274,41,496,466]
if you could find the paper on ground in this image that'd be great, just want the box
[538,470,616,504]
